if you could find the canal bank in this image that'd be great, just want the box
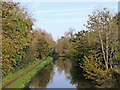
[2,57,53,88]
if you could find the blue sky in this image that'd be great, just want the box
[19,1,118,41]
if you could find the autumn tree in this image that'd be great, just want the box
[30,29,55,60]
[78,8,120,87]
[2,2,33,76]
[85,8,118,70]
[56,29,75,57]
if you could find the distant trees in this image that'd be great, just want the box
[56,36,69,56]
[30,29,56,59]
[55,28,75,57]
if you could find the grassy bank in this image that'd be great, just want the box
[2,57,53,88]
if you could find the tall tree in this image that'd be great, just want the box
[86,8,118,70]
[2,2,33,76]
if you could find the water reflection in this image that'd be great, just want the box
[69,60,94,88]
[26,58,94,88]
[55,58,72,75]
[47,65,76,88]
[25,63,54,88]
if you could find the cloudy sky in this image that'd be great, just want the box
[18,0,119,41]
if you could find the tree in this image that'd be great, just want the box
[56,29,74,57]
[2,2,33,76]
[86,8,118,70]
[30,29,54,60]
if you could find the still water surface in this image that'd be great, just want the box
[25,58,94,88]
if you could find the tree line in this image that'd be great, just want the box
[56,8,120,88]
[2,1,120,87]
[2,2,56,77]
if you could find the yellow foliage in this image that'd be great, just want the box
[80,54,107,80]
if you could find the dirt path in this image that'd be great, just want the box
[1,60,45,89]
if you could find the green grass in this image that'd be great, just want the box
[2,57,53,88]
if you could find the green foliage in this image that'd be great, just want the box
[2,2,34,76]
[29,29,56,59]
[2,1,120,88]
[69,8,120,87]
[2,1,55,78]
[2,57,53,88]
[80,51,107,80]
[70,30,90,60]
[56,29,74,57]
[55,7,120,87]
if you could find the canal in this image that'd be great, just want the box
[25,58,94,88]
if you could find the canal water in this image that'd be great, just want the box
[25,58,94,88]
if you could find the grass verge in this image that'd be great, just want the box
[2,57,53,88]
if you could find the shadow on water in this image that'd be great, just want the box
[25,57,95,88]
[69,60,94,88]
[25,63,54,88]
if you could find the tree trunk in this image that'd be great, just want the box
[106,28,109,70]
[99,31,108,70]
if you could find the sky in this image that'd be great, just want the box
[17,0,119,42]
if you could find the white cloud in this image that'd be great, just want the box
[12,0,119,2]
[54,11,91,16]
[32,6,117,14]
[33,8,92,14]
[39,17,88,24]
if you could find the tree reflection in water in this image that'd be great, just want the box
[70,60,94,88]
[26,58,94,88]
[55,58,94,88]
[26,63,54,88]
[55,57,72,75]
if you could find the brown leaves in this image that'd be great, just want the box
[2,2,34,76]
